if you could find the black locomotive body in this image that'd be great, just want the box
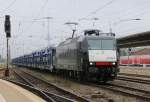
[12,29,119,82]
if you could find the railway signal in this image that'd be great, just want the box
[4,15,11,77]
[5,15,11,38]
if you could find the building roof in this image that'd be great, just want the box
[117,31,150,48]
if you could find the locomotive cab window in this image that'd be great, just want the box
[88,39,115,50]
[88,39,101,50]
[101,39,115,50]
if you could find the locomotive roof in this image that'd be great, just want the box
[58,33,115,46]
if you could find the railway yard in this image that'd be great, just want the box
[1,22,149,102]
[0,1,150,102]
[0,66,149,102]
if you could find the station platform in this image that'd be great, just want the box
[0,79,46,102]
[119,66,150,76]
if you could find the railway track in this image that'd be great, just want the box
[0,68,5,73]
[11,67,150,101]
[0,68,5,71]
[97,74,150,101]
[117,76,150,84]
[119,73,150,78]
[96,82,150,101]
[71,75,150,101]
[82,77,150,101]
[12,69,91,102]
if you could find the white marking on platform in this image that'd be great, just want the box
[0,93,6,102]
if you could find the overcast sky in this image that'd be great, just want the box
[0,0,150,58]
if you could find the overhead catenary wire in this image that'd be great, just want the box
[79,0,116,20]
[0,0,17,14]
[112,6,150,21]
[90,0,116,15]
[97,0,150,20]
[21,0,49,34]
[12,0,49,56]
[4,0,17,10]
[78,0,150,30]
[117,24,150,35]
[81,0,150,35]
[84,2,150,30]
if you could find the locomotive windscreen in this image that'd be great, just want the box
[88,39,115,50]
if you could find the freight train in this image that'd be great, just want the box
[12,29,119,82]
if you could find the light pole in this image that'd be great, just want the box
[34,17,53,46]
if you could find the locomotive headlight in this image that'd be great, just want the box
[90,62,93,65]
[90,62,94,65]
[112,62,116,65]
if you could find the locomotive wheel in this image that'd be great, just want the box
[102,78,108,83]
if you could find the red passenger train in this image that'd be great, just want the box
[120,48,150,66]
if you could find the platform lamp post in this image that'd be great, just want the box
[4,15,11,77]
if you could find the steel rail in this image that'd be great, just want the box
[13,69,91,102]
[13,70,77,102]
[6,79,56,102]
[98,84,150,101]
[15,67,150,101]
[117,76,150,84]
[0,68,5,71]
[79,80,150,101]
[119,73,150,78]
